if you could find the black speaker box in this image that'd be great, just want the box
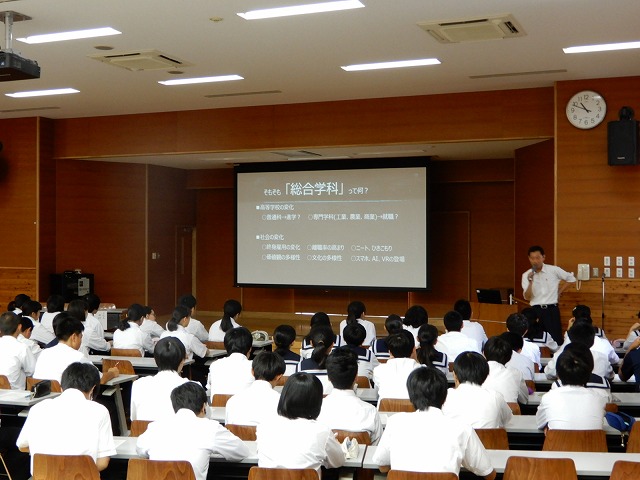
[608,120,639,165]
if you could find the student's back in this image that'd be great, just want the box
[372,331,420,402]
[207,327,254,398]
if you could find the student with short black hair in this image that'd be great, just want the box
[300,311,343,358]
[297,324,336,394]
[416,324,448,373]
[0,312,36,389]
[207,326,254,398]
[272,324,301,376]
[113,303,155,356]
[500,331,535,382]
[372,314,403,361]
[372,331,420,403]
[31,294,65,345]
[178,294,209,343]
[257,372,345,473]
[506,312,541,370]
[208,299,243,342]
[140,305,165,339]
[522,307,559,352]
[80,293,111,354]
[372,367,496,479]
[482,335,529,404]
[454,299,488,350]
[339,300,377,347]
[402,305,428,344]
[137,382,249,480]
[8,293,30,314]
[343,323,379,380]
[17,313,42,359]
[160,305,208,360]
[436,310,480,361]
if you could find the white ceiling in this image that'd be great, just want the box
[0,0,637,167]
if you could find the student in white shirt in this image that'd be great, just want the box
[160,305,208,360]
[208,299,243,342]
[372,314,403,362]
[272,324,301,376]
[140,305,165,339]
[317,347,382,444]
[416,324,449,374]
[30,294,65,346]
[131,337,189,421]
[137,382,249,480]
[372,331,421,403]
[68,298,111,355]
[0,312,36,389]
[536,343,607,431]
[82,294,112,353]
[179,294,209,343]
[17,313,43,360]
[113,303,155,356]
[482,335,529,404]
[207,327,254,399]
[7,293,30,315]
[454,299,488,351]
[342,323,379,380]
[402,305,428,345]
[372,366,496,479]
[257,372,345,474]
[17,362,117,474]
[442,351,512,428]
[436,310,480,361]
[522,307,559,353]
[225,351,285,426]
[300,312,343,359]
[339,301,376,348]
[506,313,541,369]
[501,331,535,382]
[296,325,335,394]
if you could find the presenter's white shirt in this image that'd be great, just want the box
[225,380,280,426]
[521,263,576,305]
[317,388,383,444]
[130,370,190,421]
[0,335,36,389]
[536,385,606,430]
[442,383,512,428]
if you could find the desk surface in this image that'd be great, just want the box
[89,355,195,369]
[0,389,60,407]
[527,391,640,407]
[105,374,138,386]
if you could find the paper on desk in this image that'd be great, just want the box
[0,390,32,400]
[113,439,127,449]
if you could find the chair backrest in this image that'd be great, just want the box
[102,358,135,375]
[275,376,288,386]
[542,429,607,452]
[507,402,521,415]
[525,379,535,392]
[26,377,62,393]
[110,348,142,357]
[0,375,10,390]
[474,428,510,450]
[610,460,640,480]
[626,421,640,453]
[130,420,152,437]
[226,424,257,441]
[503,456,577,480]
[205,341,225,350]
[387,470,458,480]
[378,398,415,412]
[605,403,619,413]
[33,454,100,480]
[211,394,233,407]
[539,346,552,358]
[247,466,319,480]
[332,429,372,445]
[355,376,371,388]
[126,458,196,480]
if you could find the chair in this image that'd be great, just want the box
[605,402,619,413]
[247,466,319,480]
[126,458,196,480]
[332,430,371,445]
[211,394,233,407]
[625,422,640,453]
[226,424,257,441]
[102,358,135,375]
[205,341,225,350]
[26,378,62,393]
[355,376,371,388]
[0,451,12,480]
[275,376,288,386]
[110,348,142,357]
[0,375,10,390]
[542,429,607,452]
[130,420,152,437]
[502,456,577,480]
[32,454,100,480]
[539,346,552,358]
[474,428,510,450]
[378,398,415,412]
[507,402,521,415]
[610,460,640,480]
[387,470,457,480]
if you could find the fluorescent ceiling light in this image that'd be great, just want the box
[238,0,364,20]
[6,88,80,98]
[159,75,244,86]
[342,58,441,72]
[563,40,640,54]
[17,27,121,44]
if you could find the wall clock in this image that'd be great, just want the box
[565,90,607,129]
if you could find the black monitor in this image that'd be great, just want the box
[475,288,502,304]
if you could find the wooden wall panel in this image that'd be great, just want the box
[0,268,36,310]
[38,118,57,299]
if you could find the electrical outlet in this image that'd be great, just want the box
[604,256,610,266]
[616,267,623,278]
[604,267,611,277]
[616,256,624,267]
[630,268,635,279]
[592,267,599,277]
[630,257,635,267]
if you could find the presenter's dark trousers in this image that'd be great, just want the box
[533,304,563,346]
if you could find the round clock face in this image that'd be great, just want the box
[566,90,607,129]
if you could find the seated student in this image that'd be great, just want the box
[571,304,607,339]
[300,312,343,359]
[207,326,254,398]
[140,305,165,339]
[402,305,428,345]
[30,294,64,345]
[343,323,379,380]
[339,301,377,348]
[17,362,117,473]
[272,324,301,376]
[137,382,249,480]
[372,314,403,361]
[81,294,112,354]
[454,299,488,351]
[372,367,496,479]
[257,372,345,474]
[442,351,512,428]
[566,306,617,365]
[113,303,155,356]
[536,343,607,430]
[416,323,449,374]
[436,310,480,361]
[178,294,209,343]
[225,351,285,426]
[500,331,535,382]
[0,312,36,389]
[522,307,559,353]
[619,334,640,387]
[8,293,30,315]
[33,313,119,384]
[549,343,612,402]
[318,347,383,444]
[482,335,529,404]
[372,331,421,403]
[208,299,243,342]
[160,305,208,360]
[296,325,335,394]
[17,314,43,360]
[130,337,189,421]
[506,313,541,370]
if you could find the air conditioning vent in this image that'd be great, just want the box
[418,14,526,44]
[88,49,193,71]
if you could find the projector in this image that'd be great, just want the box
[0,51,40,81]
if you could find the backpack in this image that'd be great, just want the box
[605,411,636,447]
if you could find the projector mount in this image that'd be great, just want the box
[1,11,31,54]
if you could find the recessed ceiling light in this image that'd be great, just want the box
[17,27,121,44]
[158,75,244,86]
[563,40,640,54]
[5,88,80,98]
[237,0,364,20]
[341,58,441,72]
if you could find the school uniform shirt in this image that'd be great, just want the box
[372,338,390,361]
[545,345,614,380]
[339,318,377,347]
[33,342,94,383]
[520,340,541,369]
[317,388,383,445]
[137,408,249,480]
[207,352,254,397]
[140,319,165,339]
[372,358,421,403]
[442,383,512,428]
[113,322,155,356]
[506,350,535,381]
[345,344,380,379]
[436,331,480,361]
[417,349,449,375]
[30,312,57,345]
[296,358,333,394]
[371,407,493,477]
[536,385,607,430]
[185,317,209,343]
[551,374,612,402]
[130,370,190,421]
[16,388,116,473]
[620,347,640,386]
[207,318,241,342]
[17,333,42,360]
[274,349,301,376]
[0,335,36,389]
[160,325,207,360]
[300,334,343,359]
[403,325,421,345]
[529,330,559,353]
[82,312,111,353]
[624,329,640,352]
[461,320,488,351]
[483,361,529,404]
[257,416,345,473]
[225,380,280,426]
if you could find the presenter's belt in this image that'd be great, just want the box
[534,304,558,309]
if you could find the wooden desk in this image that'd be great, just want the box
[89,355,195,371]
[104,374,138,436]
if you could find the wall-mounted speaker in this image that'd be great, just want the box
[608,120,638,166]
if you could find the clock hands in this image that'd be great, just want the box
[572,101,591,113]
